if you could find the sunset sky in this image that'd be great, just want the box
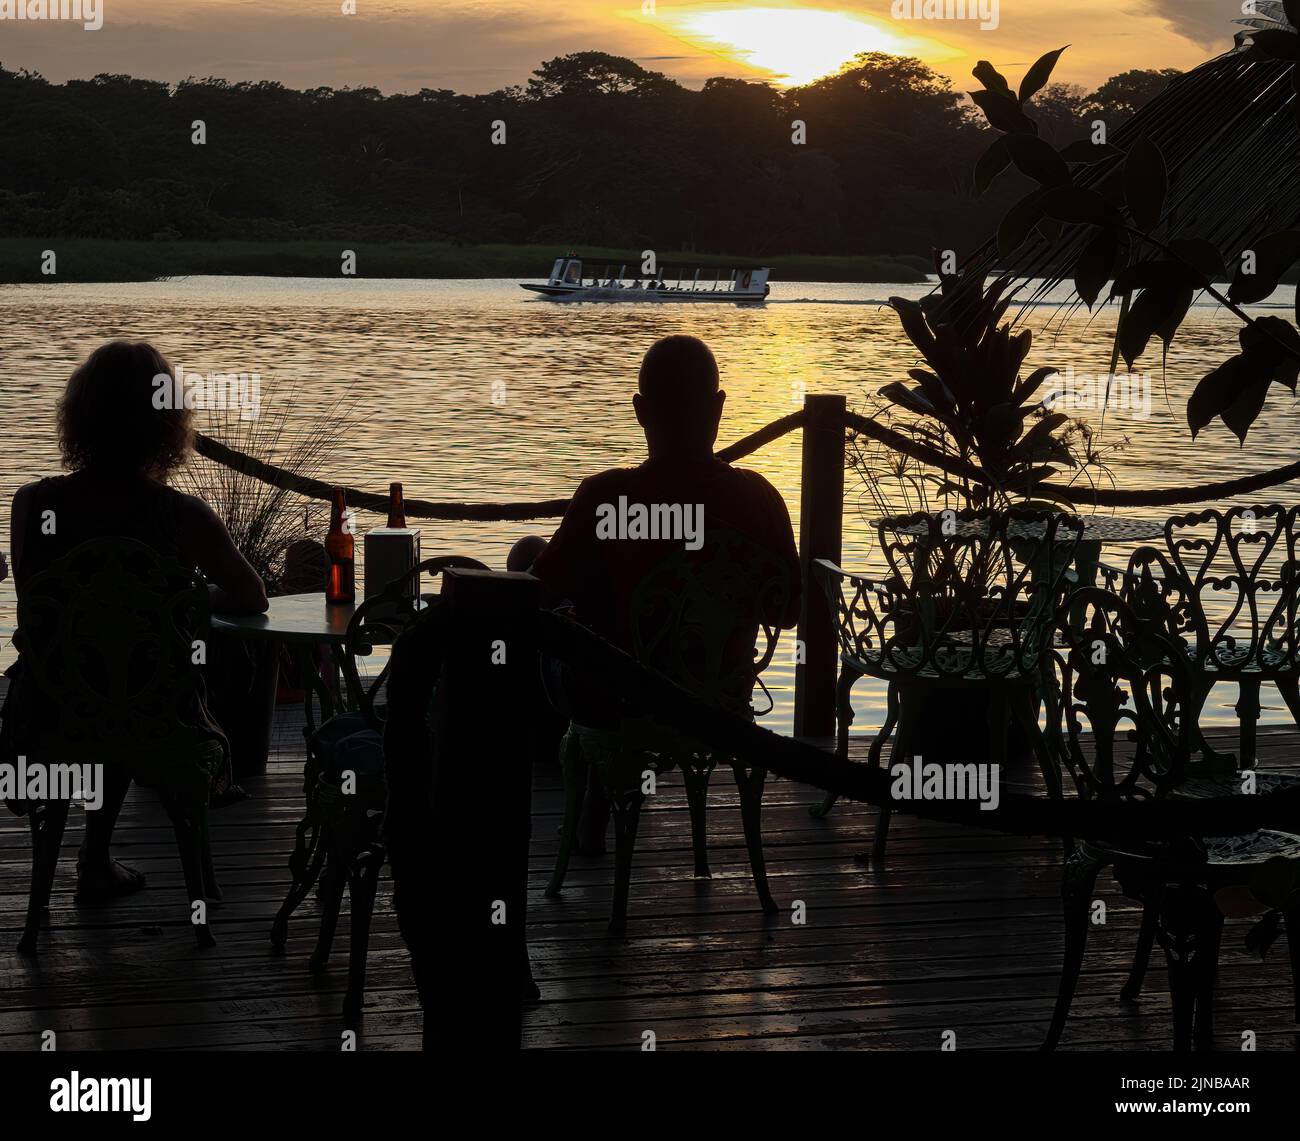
[2,0,1242,94]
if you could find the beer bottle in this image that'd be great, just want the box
[387,481,406,529]
[325,487,355,605]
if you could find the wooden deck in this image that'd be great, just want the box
[3,705,1300,1052]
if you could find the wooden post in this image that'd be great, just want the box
[794,393,845,741]
[426,568,540,1048]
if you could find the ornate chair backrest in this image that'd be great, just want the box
[628,528,792,719]
[867,507,1084,681]
[1042,587,1193,805]
[15,537,214,765]
[1163,504,1300,672]
[343,555,489,726]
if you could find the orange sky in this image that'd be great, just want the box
[2,0,1240,93]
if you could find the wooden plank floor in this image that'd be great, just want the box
[3,703,1300,1052]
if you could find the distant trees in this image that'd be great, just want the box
[0,55,1182,257]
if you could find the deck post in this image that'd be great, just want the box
[793,393,845,741]
[424,568,540,1049]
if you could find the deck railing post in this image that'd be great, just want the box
[794,393,845,741]
[425,568,540,1049]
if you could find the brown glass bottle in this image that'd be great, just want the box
[387,481,406,529]
[325,487,355,605]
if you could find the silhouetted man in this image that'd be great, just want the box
[510,334,801,849]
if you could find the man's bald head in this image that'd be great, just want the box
[634,335,726,457]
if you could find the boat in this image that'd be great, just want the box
[521,254,771,302]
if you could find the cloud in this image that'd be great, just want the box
[1146,0,1241,50]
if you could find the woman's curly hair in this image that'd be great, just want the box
[58,341,194,477]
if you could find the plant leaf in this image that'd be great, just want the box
[1038,186,1124,227]
[1168,238,1227,283]
[974,137,1011,195]
[1251,29,1300,61]
[879,382,936,416]
[973,60,1013,98]
[1117,282,1193,367]
[1124,135,1167,232]
[1228,230,1300,305]
[997,190,1046,258]
[1074,227,1121,309]
[1003,134,1072,187]
[970,89,1038,134]
[1187,354,1257,438]
[1019,46,1069,104]
[1012,366,1060,407]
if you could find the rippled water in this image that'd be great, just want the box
[2,276,1297,733]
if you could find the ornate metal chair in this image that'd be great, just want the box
[1160,505,1300,772]
[1040,587,1300,1051]
[813,508,1084,861]
[269,554,487,1022]
[544,529,793,936]
[11,538,225,952]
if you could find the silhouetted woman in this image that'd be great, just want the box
[4,341,267,902]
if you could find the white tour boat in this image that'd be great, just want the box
[521,254,771,302]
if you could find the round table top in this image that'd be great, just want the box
[874,515,1167,543]
[212,593,355,645]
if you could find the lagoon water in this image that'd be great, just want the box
[1,276,1297,733]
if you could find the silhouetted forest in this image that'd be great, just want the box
[0,52,1179,258]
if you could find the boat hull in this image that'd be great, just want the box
[521,282,767,303]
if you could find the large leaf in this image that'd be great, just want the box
[998,190,1046,258]
[973,60,1013,97]
[879,382,935,416]
[1187,354,1259,438]
[1241,317,1300,390]
[907,368,957,411]
[970,89,1038,135]
[1228,230,1300,304]
[1168,238,1227,284]
[1012,366,1061,408]
[1251,29,1300,61]
[1074,228,1121,309]
[1220,378,1273,443]
[1038,186,1124,227]
[1019,46,1069,104]
[974,137,1011,195]
[889,297,939,364]
[1003,134,1071,187]
[1124,135,1167,232]
[1117,282,1194,367]
[1109,258,1200,302]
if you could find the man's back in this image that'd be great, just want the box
[533,456,801,651]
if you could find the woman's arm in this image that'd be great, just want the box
[179,494,269,615]
[8,483,34,581]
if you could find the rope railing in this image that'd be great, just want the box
[193,401,1300,520]
[536,609,1300,843]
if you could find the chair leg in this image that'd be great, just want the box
[343,847,384,1025]
[810,664,864,819]
[310,833,349,970]
[863,689,919,865]
[170,806,216,949]
[1121,903,1159,1001]
[545,732,584,898]
[1041,849,1104,1050]
[18,800,71,955]
[607,788,645,937]
[1158,886,1221,1051]
[1236,678,1262,771]
[1283,901,1300,1024]
[680,759,714,879]
[733,765,777,915]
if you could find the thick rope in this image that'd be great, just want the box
[192,411,808,522]
[194,402,1300,522]
[536,609,1300,842]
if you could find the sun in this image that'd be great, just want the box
[648,5,961,87]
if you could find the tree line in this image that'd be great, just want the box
[0,52,1179,258]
